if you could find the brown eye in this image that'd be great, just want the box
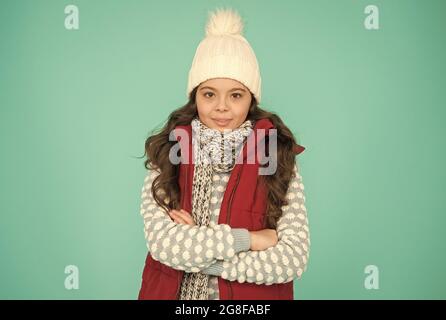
[204,92,214,98]
[232,93,242,99]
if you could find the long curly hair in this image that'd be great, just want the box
[142,87,301,229]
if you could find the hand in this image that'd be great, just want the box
[249,229,278,251]
[168,209,196,226]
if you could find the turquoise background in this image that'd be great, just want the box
[1,0,445,299]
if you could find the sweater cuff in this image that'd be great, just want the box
[231,228,251,253]
[201,261,224,276]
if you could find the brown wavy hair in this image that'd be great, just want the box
[142,87,301,229]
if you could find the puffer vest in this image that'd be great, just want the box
[138,118,305,300]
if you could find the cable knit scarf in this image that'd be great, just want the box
[178,116,254,300]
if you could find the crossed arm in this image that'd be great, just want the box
[139,163,310,284]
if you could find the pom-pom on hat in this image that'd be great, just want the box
[186,7,262,103]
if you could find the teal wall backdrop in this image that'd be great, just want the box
[1,0,445,299]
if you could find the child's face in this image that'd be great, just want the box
[196,78,252,132]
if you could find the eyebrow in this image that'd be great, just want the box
[199,86,247,93]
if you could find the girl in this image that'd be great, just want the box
[138,7,310,300]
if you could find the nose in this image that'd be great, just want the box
[215,97,229,112]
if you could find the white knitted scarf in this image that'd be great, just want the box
[178,116,253,300]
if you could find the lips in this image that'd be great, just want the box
[212,118,232,126]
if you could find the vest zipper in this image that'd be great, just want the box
[226,169,241,300]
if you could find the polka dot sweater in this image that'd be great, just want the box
[140,163,310,299]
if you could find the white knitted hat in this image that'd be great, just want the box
[186,7,262,103]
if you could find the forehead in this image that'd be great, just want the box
[199,77,247,90]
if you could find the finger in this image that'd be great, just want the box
[172,216,186,224]
[179,210,195,225]
[168,210,176,222]
[180,209,195,220]
[174,210,195,225]
[170,211,187,224]
[174,217,186,224]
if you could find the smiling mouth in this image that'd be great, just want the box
[213,118,231,125]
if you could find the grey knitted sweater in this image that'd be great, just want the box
[139,160,310,299]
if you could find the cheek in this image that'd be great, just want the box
[196,99,212,116]
[232,101,251,121]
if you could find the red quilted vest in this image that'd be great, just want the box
[138,118,305,300]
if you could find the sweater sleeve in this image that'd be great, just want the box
[201,162,310,285]
[140,168,251,273]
